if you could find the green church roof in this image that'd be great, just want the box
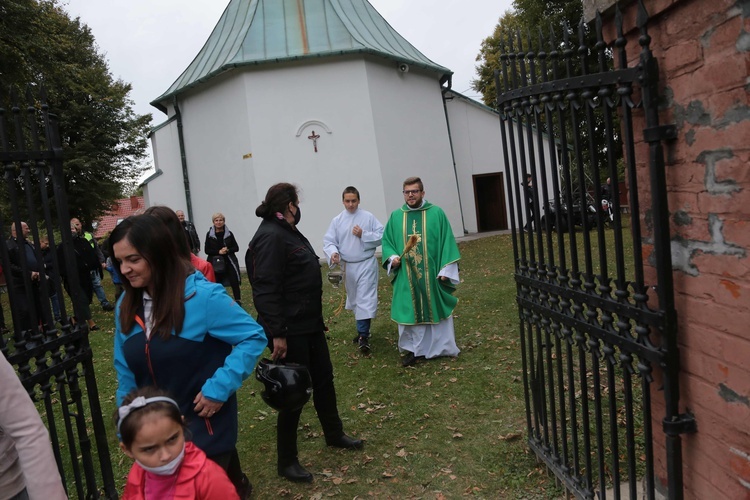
[151,0,452,111]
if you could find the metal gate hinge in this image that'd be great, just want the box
[662,412,697,435]
[643,124,677,143]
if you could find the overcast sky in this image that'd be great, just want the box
[60,0,514,166]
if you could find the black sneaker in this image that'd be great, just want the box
[352,334,360,344]
[358,336,370,354]
[101,302,115,311]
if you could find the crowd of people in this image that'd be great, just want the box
[1,176,462,497]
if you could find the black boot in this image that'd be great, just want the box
[278,459,313,483]
[237,473,252,498]
[326,433,364,450]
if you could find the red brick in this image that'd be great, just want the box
[666,73,712,105]
[681,376,750,434]
[681,121,750,156]
[681,349,730,386]
[671,215,713,241]
[666,160,708,193]
[676,272,748,309]
[715,153,750,184]
[706,88,750,120]
[702,16,746,63]
[722,220,750,253]
[663,1,723,41]
[682,443,748,500]
[690,253,750,282]
[674,309,750,370]
[663,40,704,76]
[674,314,729,349]
[701,58,750,94]
[722,335,750,373]
[729,447,750,485]
[697,188,750,215]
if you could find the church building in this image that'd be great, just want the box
[144,0,550,252]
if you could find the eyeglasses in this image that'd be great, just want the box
[402,189,422,195]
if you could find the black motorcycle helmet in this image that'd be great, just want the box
[255,358,313,412]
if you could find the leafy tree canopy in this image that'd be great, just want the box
[472,0,584,108]
[0,0,151,229]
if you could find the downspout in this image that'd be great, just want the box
[173,97,195,222]
[441,76,467,234]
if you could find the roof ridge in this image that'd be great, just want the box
[151,0,451,111]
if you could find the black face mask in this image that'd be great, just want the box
[293,204,302,225]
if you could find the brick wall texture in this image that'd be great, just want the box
[601,0,750,497]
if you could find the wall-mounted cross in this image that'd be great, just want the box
[308,130,321,153]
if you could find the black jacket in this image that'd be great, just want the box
[205,227,241,282]
[182,220,201,254]
[57,234,99,302]
[245,218,324,338]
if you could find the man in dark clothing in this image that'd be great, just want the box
[524,174,534,231]
[6,222,43,339]
[176,210,201,255]
[59,222,101,331]
[70,218,114,311]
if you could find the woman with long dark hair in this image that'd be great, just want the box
[246,182,363,483]
[144,206,216,282]
[110,215,265,498]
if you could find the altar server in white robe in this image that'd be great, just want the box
[323,186,384,353]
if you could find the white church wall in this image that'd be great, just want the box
[364,61,465,238]
[148,58,472,256]
[146,121,188,216]
[240,58,388,255]
[171,74,259,251]
[444,95,505,233]
[445,94,557,231]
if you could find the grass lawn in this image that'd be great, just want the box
[77,232,563,498]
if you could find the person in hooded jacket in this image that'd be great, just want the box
[111,215,266,499]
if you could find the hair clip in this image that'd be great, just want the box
[117,396,180,432]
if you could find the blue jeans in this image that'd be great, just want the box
[356,319,371,337]
[50,292,61,321]
[90,269,109,305]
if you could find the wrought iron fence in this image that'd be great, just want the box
[0,88,117,499]
[494,2,695,499]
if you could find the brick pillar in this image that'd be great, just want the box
[586,0,750,497]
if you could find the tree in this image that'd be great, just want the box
[473,0,585,109]
[472,0,620,190]
[0,0,151,229]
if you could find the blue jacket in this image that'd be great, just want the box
[114,272,267,456]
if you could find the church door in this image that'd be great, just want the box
[472,173,507,232]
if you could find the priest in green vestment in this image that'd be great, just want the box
[382,177,461,366]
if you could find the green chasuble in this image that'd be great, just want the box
[382,202,461,325]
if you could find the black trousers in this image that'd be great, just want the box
[208,447,244,492]
[216,267,241,302]
[277,330,344,465]
[11,284,43,340]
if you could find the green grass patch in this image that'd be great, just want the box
[75,233,563,498]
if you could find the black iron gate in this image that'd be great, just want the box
[495,2,695,499]
[0,89,117,498]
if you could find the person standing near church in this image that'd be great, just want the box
[323,186,384,353]
[70,217,115,311]
[205,213,241,305]
[381,177,461,367]
[6,222,43,338]
[177,209,201,255]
